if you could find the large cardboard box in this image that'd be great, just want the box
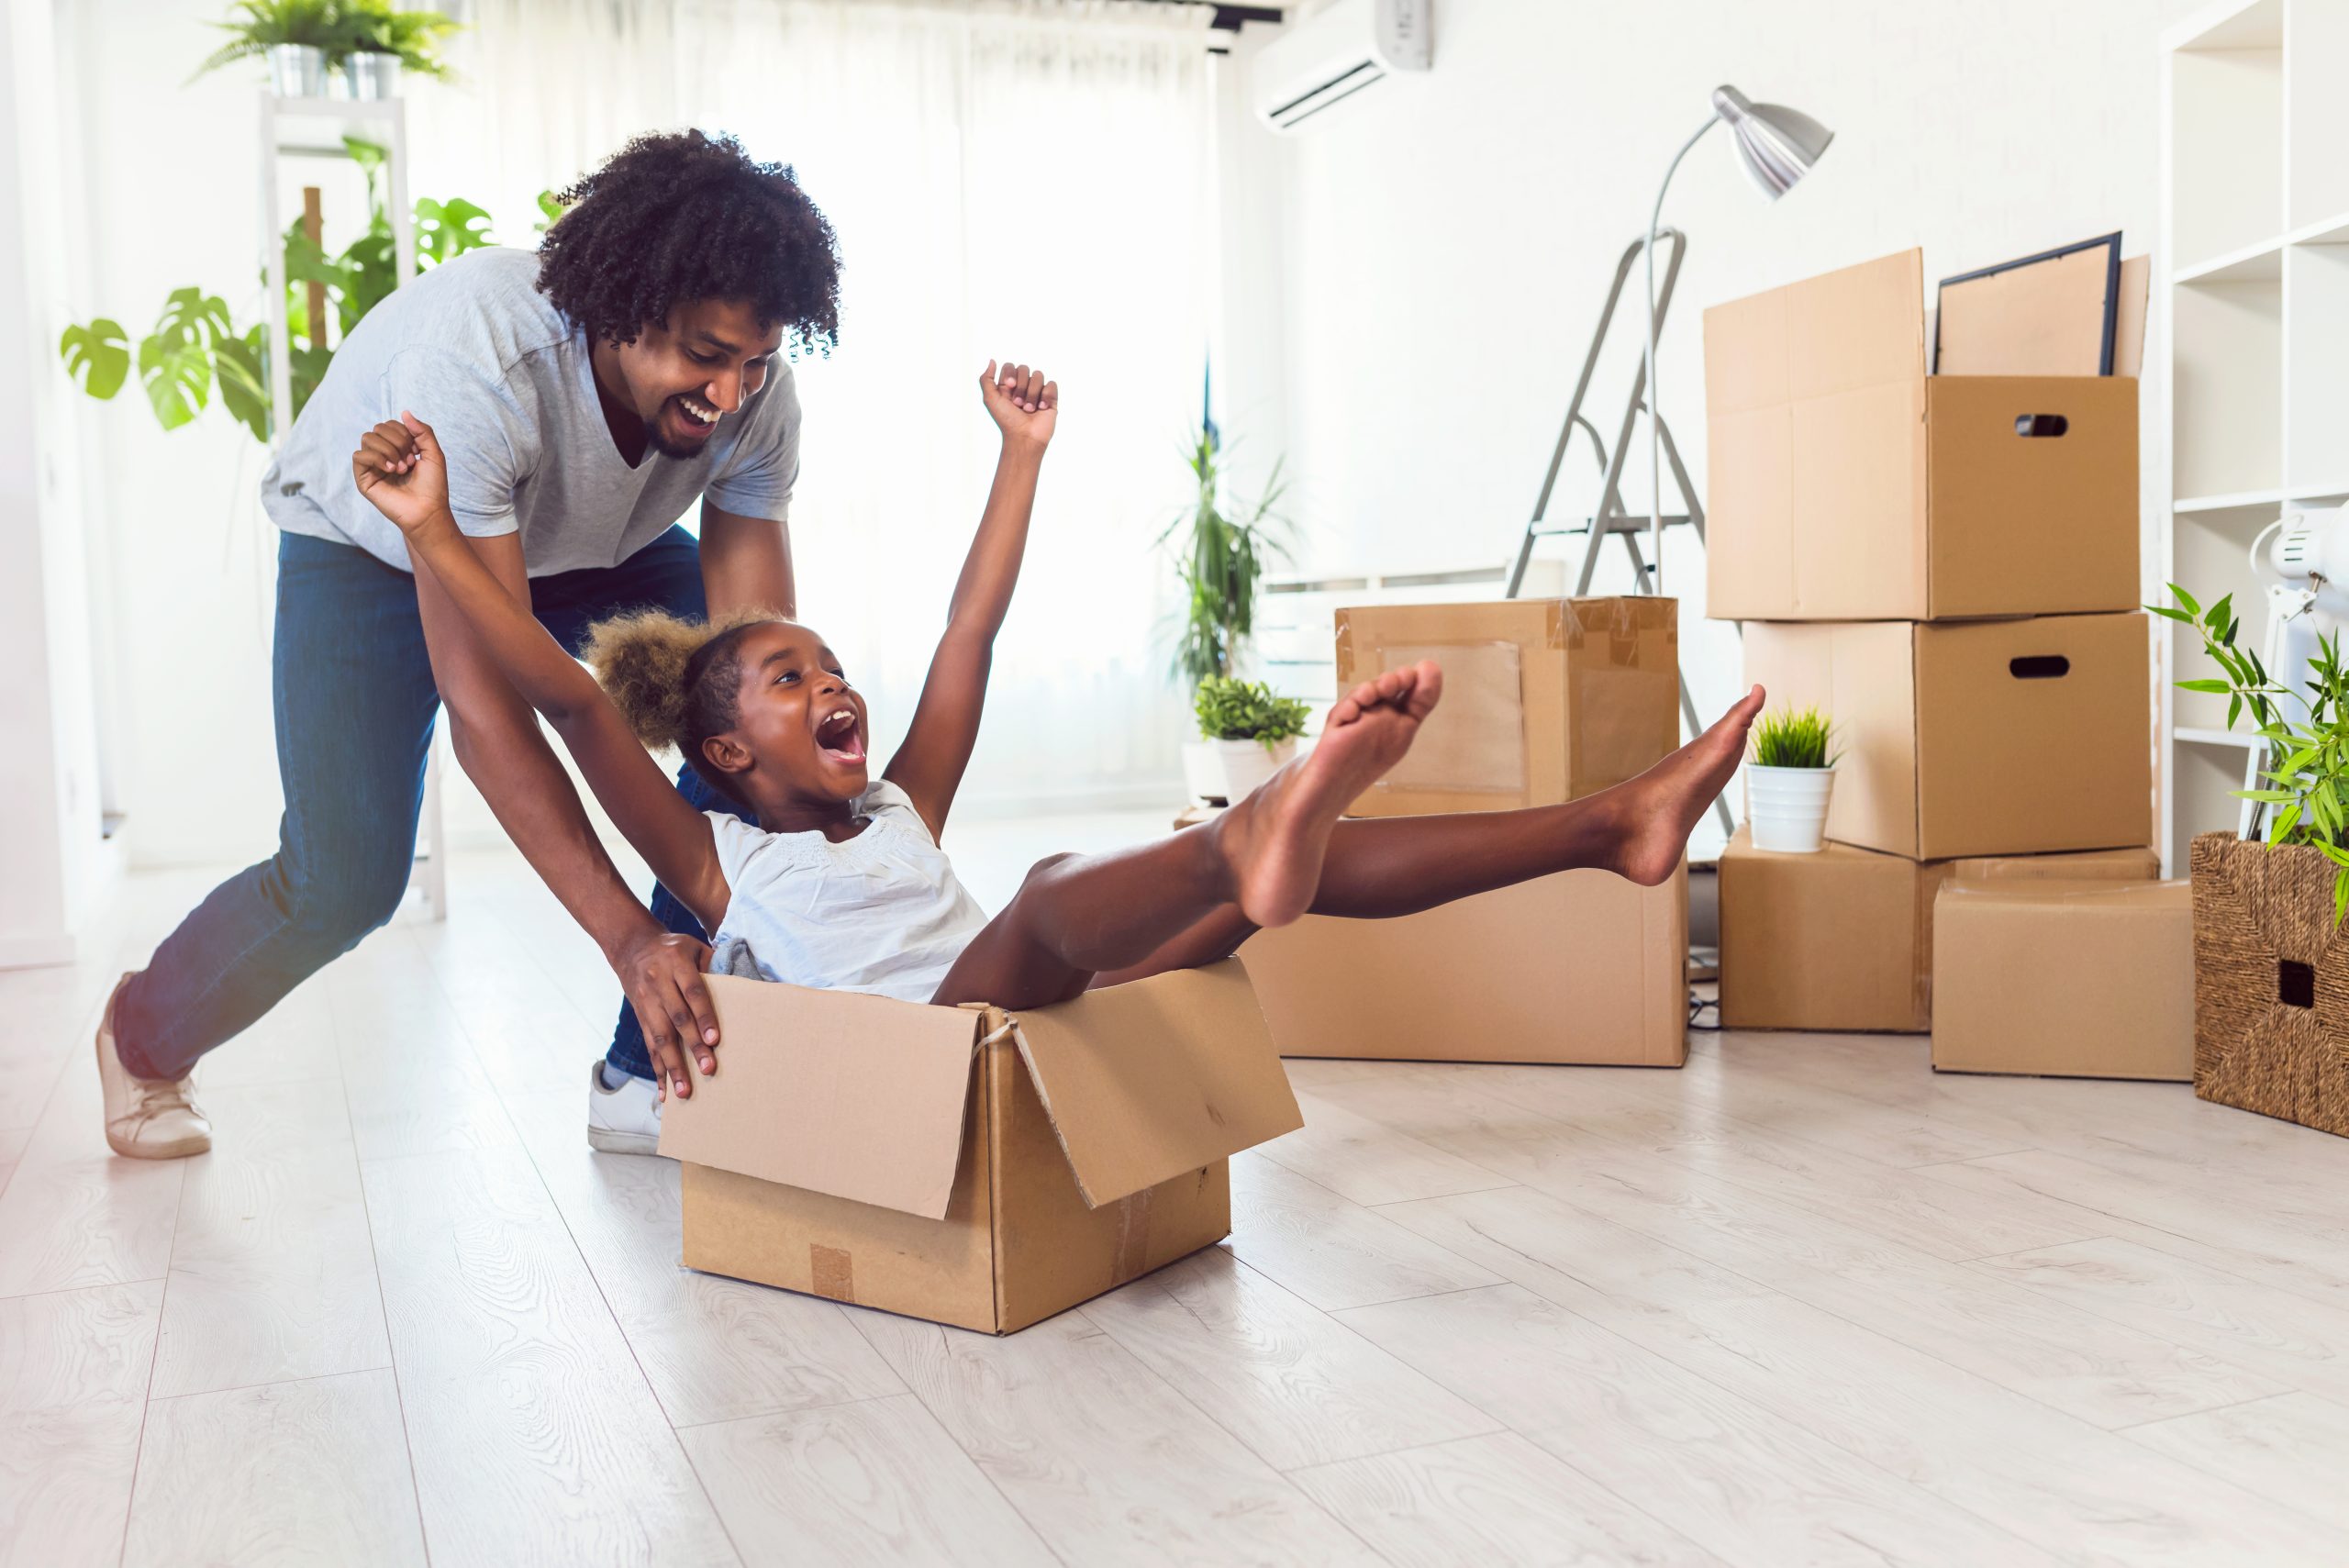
[1704,248,2138,622]
[1240,864,1688,1065]
[1719,826,2160,1032]
[1333,597,1678,817]
[658,961,1303,1334]
[1742,613,2153,860]
[1932,879,2193,1080]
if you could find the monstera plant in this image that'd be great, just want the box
[60,147,532,444]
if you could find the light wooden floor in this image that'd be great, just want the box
[7,827,2349,1567]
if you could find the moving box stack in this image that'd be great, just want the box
[1241,595,1692,1065]
[1705,246,2191,1079]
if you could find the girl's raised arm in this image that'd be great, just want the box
[354,414,732,933]
[883,361,1056,840]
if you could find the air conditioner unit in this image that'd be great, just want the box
[1252,0,1431,133]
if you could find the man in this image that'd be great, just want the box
[94,129,840,1158]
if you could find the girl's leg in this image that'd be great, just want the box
[930,663,1445,1009]
[1085,684,1765,987]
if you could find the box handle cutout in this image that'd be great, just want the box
[2009,655,2071,679]
[2014,414,2069,438]
[2280,959,2315,1009]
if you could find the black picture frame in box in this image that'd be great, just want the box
[1932,230,2123,376]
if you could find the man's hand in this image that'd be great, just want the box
[978,361,1056,450]
[353,411,452,536]
[608,922,721,1100]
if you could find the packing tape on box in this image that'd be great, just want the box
[1564,597,1677,799]
[1366,639,1528,796]
[809,1243,856,1304]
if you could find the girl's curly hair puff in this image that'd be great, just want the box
[581,607,779,805]
[537,128,841,354]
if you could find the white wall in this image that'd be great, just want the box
[1226,0,2202,849]
[2,0,117,964]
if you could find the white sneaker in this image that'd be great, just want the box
[586,1060,664,1155]
[95,972,212,1161]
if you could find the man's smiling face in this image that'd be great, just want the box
[610,298,787,459]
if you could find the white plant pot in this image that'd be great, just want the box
[1746,764,1836,853]
[344,51,403,99]
[1203,736,1297,805]
[1180,740,1223,806]
[266,43,328,98]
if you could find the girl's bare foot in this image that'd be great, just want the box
[1601,684,1766,885]
[1215,662,1445,926]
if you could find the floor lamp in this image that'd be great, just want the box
[1643,84,1833,590]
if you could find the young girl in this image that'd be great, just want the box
[355,361,1762,1103]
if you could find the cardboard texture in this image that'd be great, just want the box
[1932,878,2193,1080]
[1240,863,1688,1065]
[1741,614,2154,860]
[1935,240,2115,376]
[2189,832,2349,1138]
[1704,248,2139,621]
[1333,597,1678,817]
[2114,255,2150,380]
[661,961,1303,1334]
[1719,825,2160,1032]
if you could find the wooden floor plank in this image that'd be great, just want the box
[150,1079,388,1398]
[1225,1151,1504,1313]
[1340,1284,2057,1568]
[1082,1247,1503,1471]
[0,1280,161,1568]
[1290,1429,1730,1568]
[362,1144,738,1568]
[503,1087,904,1428]
[851,1308,1380,1565]
[124,1370,426,1568]
[681,1393,1052,1567]
[2125,1392,2349,1530]
[0,1061,184,1298]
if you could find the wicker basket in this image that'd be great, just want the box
[2190,831,2349,1137]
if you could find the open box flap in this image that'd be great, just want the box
[657,973,979,1220]
[1003,959,1303,1209]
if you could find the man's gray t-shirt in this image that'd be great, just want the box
[262,247,800,577]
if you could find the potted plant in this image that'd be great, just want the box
[1193,676,1311,804]
[2159,581,2349,1137]
[1159,424,1289,804]
[334,0,461,98]
[1744,705,1838,852]
[194,0,343,97]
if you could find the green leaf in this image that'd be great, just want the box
[214,329,271,443]
[2169,583,2202,617]
[59,318,130,400]
[2146,604,2192,623]
[137,335,210,428]
[2205,593,2234,633]
[2229,693,2243,731]
[2276,799,2304,840]
[2177,679,2233,695]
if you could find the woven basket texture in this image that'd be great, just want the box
[2191,830,2349,1138]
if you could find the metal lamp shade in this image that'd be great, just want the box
[1711,85,1832,199]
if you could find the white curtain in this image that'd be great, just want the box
[410,0,1217,813]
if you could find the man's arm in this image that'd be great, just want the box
[697,504,796,622]
[411,530,721,1097]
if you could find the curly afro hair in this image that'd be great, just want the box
[537,129,841,355]
[581,606,782,806]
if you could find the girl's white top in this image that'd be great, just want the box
[703,780,992,1004]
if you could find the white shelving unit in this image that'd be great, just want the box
[257,94,446,921]
[2157,0,2349,870]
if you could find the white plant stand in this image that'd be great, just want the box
[2158,0,2349,871]
[257,93,445,920]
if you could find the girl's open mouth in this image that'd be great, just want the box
[816,706,865,765]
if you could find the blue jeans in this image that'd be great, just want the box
[115,527,753,1084]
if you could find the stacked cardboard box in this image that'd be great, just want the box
[1241,595,1688,1065]
[1706,249,2162,1044]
